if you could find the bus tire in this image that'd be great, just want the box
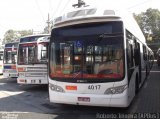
[135,74,139,94]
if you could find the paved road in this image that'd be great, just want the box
[0,63,160,119]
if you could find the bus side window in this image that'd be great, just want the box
[143,45,147,61]
[127,44,134,68]
[126,30,135,68]
[0,55,3,60]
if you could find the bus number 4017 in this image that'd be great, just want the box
[88,85,101,90]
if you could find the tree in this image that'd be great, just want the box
[3,29,33,44]
[18,30,33,37]
[43,26,49,34]
[3,30,18,43]
[134,8,160,42]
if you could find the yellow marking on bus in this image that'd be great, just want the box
[66,85,77,90]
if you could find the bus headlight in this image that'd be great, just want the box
[104,85,127,94]
[49,83,65,93]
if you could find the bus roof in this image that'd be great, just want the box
[20,34,50,39]
[53,6,146,44]
[5,41,19,48]
[37,36,50,43]
[19,34,50,43]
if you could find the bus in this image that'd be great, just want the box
[3,42,19,78]
[0,49,4,74]
[17,34,50,84]
[48,7,154,107]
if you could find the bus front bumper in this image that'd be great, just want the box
[17,77,48,84]
[49,89,129,107]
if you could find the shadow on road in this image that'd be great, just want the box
[0,75,130,119]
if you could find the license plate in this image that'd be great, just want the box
[78,97,90,102]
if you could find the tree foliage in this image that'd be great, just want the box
[43,26,49,34]
[3,30,18,43]
[134,8,160,41]
[18,30,33,37]
[3,29,33,44]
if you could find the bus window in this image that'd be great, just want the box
[4,50,12,64]
[143,45,147,61]
[38,43,48,62]
[18,44,37,64]
[0,53,3,60]
[50,41,124,79]
[11,51,17,64]
[97,47,123,76]
[126,33,134,68]
[28,46,36,63]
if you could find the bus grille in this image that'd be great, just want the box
[26,67,47,72]
[27,67,47,70]
[25,73,47,77]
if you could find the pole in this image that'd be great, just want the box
[46,13,51,33]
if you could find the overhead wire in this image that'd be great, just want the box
[48,0,52,12]
[127,0,152,10]
[34,0,46,23]
[59,0,71,15]
[0,24,8,29]
[51,0,63,19]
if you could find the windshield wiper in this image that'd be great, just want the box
[73,71,81,78]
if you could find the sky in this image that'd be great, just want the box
[0,0,159,40]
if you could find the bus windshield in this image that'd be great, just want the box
[50,21,125,83]
[18,43,37,65]
[4,49,17,64]
[18,42,48,65]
